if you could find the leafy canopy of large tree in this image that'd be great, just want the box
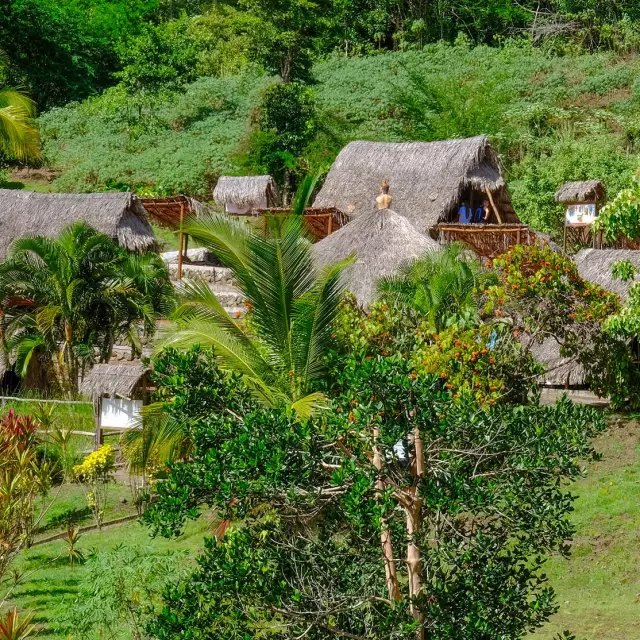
[144,350,605,639]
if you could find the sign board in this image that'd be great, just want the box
[100,398,143,429]
[566,203,597,226]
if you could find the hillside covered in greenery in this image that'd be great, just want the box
[37,42,640,235]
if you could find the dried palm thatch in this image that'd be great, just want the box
[313,136,517,231]
[530,339,585,387]
[313,208,439,304]
[0,190,156,258]
[80,362,147,399]
[574,248,640,300]
[554,180,605,203]
[213,175,280,208]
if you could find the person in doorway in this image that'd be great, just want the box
[376,180,392,209]
[474,199,491,224]
[458,201,472,224]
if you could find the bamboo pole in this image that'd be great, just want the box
[485,188,502,224]
[177,203,185,280]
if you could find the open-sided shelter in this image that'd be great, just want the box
[0,190,156,259]
[313,207,439,304]
[313,136,518,232]
[555,180,606,252]
[213,175,280,214]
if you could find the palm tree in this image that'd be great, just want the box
[0,223,174,396]
[159,213,351,417]
[0,57,39,161]
[378,243,494,333]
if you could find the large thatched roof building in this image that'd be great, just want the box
[0,190,156,258]
[555,180,605,204]
[313,136,517,231]
[313,208,439,304]
[213,175,280,214]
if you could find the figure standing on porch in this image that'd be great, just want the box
[376,180,392,209]
[458,200,472,224]
[474,199,491,224]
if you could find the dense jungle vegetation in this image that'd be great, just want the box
[3,1,640,236]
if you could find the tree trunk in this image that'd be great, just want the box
[373,426,401,602]
[407,426,425,639]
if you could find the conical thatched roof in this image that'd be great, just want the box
[313,136,517,232]
[313,208,439,304]
[574,248,640,300]
[0,190,156,258]
[80,362,147,399]
[554,180,605,203]
[213,175,280,207]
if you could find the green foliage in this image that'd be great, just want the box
[243,81,318,190]
[378,243,494,333]
[0,0,157,108]
[145,353,606,638]
[411,324,541,406]
[161,214,351,416]
[116,17,200,95]
[485,244,640,407]
[0,56,39,161]
[121,346,255,474]
[0,223,174,395]
[62,545,190,640]
[593,175,640,241]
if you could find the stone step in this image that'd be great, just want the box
[168,264,234,285]
[212,288,244,307]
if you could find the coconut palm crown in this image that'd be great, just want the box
[160,213,351,417]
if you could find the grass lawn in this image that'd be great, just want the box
[533,417,640,639]
[4,478,210,640]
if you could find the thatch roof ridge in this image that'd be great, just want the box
[0,189,156,257]
[313,136,517,231]
[213,175,280,206]
[554,180,605,203]
[79,361,147,399]
[313,207,439,304]
[574,248,640,300]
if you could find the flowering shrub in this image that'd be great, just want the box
[74,445,116,530]
[411,324,541,405]
[482,244,640,408]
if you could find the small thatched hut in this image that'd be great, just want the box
[554,180,606,204]
[213,175,280,214]
[313,136,517,232]
[81,362,148,443]
[0,190,156,258]
[313,208,439,304]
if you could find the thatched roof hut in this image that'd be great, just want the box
[532,248,640,387]
[313,136,517,231]
[80,362,147,400]
[574,248,640,300]
[554,180,605,204]
[313,208,439,304]
[0,190,156,258]
[213,175,280,214]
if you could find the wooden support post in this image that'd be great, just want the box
[516,228,521,246]
[177,203,185,280]
[327,213,333,236]
[94,396,103,450]
[485,188,502,224]
[563,224,567,253]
